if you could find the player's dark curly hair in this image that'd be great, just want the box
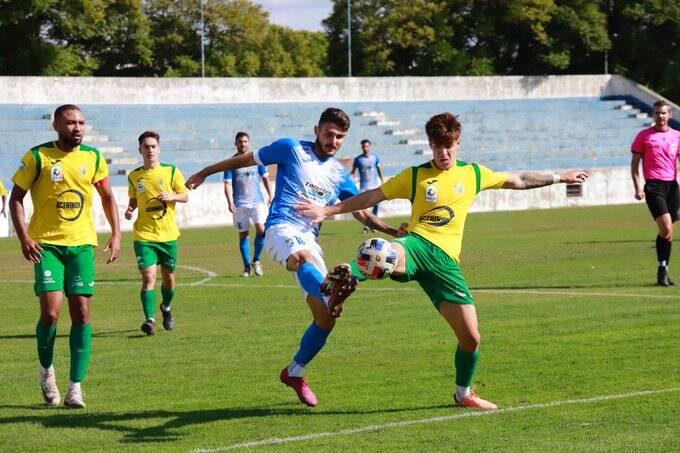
[318,107,350,131]
[138,130,160,145]
[425,112,461,148]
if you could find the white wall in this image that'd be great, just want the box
[0,166,638,238]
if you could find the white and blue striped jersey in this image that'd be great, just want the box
[223,161,268,208]
[253,138,358,233]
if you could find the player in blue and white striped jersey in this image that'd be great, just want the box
[186,108,400,407]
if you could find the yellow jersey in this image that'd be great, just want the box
[0,179,7,196]
[12,141,108,246]
[128,163,187,242]
[380,160,507,262]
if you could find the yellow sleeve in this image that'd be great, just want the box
[478,164,508,191]
[0,179,7,196]
[12,150,39,191]
[93,150,109,184]
[379,167,413,200]
[172,167,187,194]
[127,175,136,199]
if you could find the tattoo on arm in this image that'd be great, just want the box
[517,173,554,189]
[363,213,398,236]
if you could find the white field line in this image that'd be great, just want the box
[0,279,678,300]
[176,265,218,286]
[192,387,680,452]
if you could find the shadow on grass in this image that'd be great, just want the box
[0,402,451,444]
[0,329,138,341]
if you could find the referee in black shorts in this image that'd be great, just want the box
[630,100,680,286]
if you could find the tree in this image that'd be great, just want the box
[610,0,680,101]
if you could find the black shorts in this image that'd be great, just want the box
[644,180,679,222]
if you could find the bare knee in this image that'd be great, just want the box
[286,252,313,272]
[315,317,335,331]
[40,310,60,325]
[458,331,481,353]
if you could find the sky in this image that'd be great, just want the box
[255,0,334,32]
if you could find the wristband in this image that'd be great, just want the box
[552,174,561,184]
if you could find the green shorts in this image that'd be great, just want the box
[34,244,95,297]
[390,233,474,309]
[134,240,177,271]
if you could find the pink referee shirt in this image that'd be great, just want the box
[631,127,680,181]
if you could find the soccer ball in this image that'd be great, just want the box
[356,237,398,279]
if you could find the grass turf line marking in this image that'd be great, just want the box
[192,387,680,452]
[177,265,218,286]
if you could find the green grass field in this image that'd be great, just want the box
[0,203,678,452]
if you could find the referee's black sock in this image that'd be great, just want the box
[656,235,672,267]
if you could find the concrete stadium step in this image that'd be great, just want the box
[99,146,125,154]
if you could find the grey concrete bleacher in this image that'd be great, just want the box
[0,97,652,185]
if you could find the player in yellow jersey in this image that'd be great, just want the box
[0,178,8,217]
[9,104,121,408]
[125,131,188,336]
[297,112,588,410]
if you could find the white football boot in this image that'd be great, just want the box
[39,366,61,406]
[64,382,86,408]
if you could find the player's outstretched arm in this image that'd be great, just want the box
[502,170,588,190]
[186,152,257,190]
[296,188,386,225]
[9,185,43,263]
[352,210,401,237]
[95,180,121,264]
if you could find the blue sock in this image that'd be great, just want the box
[297,262,324,301]
[293,322,331,366]
[253,233,265,262]
[239,236,251,268]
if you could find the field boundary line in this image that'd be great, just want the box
[192,387,680,452]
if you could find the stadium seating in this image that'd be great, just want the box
[0,98,654,185]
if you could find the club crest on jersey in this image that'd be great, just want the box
[672,143,678,154]
[425,184,438,203]
[156,178,164,188]
[455,183,465,195]
[137,181,146,193]
[51,164,64,182]
[18,160,25,170]
[79,165,88,176]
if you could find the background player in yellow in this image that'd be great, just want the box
[298,112,588,410]
[0,178,8,217]
[125,131,188,336]
[9,104,121,408]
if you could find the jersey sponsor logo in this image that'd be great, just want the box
[51,164,64,182]
[425,184,438,203]
[145,197,167,220]
[418,205,454,227]
[304,181,331,200]
[56,189,84,221]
